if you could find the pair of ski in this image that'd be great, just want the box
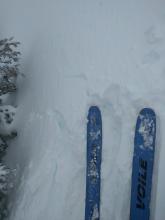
[85,106,156,220]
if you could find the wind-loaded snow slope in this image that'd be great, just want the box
[0,0,165,219]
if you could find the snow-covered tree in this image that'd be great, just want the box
[0,37,20,219]
[0,165,9,219]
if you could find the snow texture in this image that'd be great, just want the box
[91,204,99,220]
[139,114,155,150]
[88,130,101,180]
[0,0,165,220]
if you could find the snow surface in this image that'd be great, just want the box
[0,0,165,219]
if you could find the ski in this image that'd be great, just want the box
[130,108,156,220]
[85,106,102,220]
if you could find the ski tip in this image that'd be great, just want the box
[139,108,156,118]
[88,106,101,125]
[88,106,101,115]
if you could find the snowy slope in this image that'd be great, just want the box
[0,0,165,219]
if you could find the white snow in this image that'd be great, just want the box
[91,204,99,220]
[138,116,155,149]
[0,0,165,220]
[0,105,16,135]
[89,130,101,141]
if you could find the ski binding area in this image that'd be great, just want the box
[130,108,156,220]
[85,106,102,220]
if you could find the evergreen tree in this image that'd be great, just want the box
[0,37,20,219]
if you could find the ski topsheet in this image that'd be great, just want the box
[130,108,156,220]
[85,106,102,220]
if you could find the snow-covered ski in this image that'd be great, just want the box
[130,108,156,220]
[85,106,102,220]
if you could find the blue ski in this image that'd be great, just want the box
[130,108,156,220]
[85,106,102,220]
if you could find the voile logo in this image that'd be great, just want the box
[136,158,147,209]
